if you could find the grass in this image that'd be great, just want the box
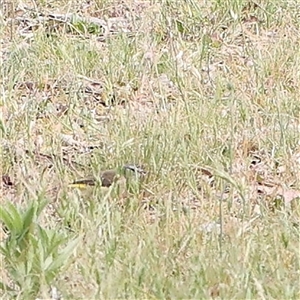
[1,0,300,299]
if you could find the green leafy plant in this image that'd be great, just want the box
[0,200,79,298]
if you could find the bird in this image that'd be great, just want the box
[69,164,146,189]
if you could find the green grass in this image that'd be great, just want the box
[1,0,300,299]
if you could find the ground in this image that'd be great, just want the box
[1,0,300,299]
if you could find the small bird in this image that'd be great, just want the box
[69,164,146,189]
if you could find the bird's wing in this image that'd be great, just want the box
[100,170,120,187]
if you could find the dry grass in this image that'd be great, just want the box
[1,0,300,299]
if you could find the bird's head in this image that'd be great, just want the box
[123,164,147,176]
